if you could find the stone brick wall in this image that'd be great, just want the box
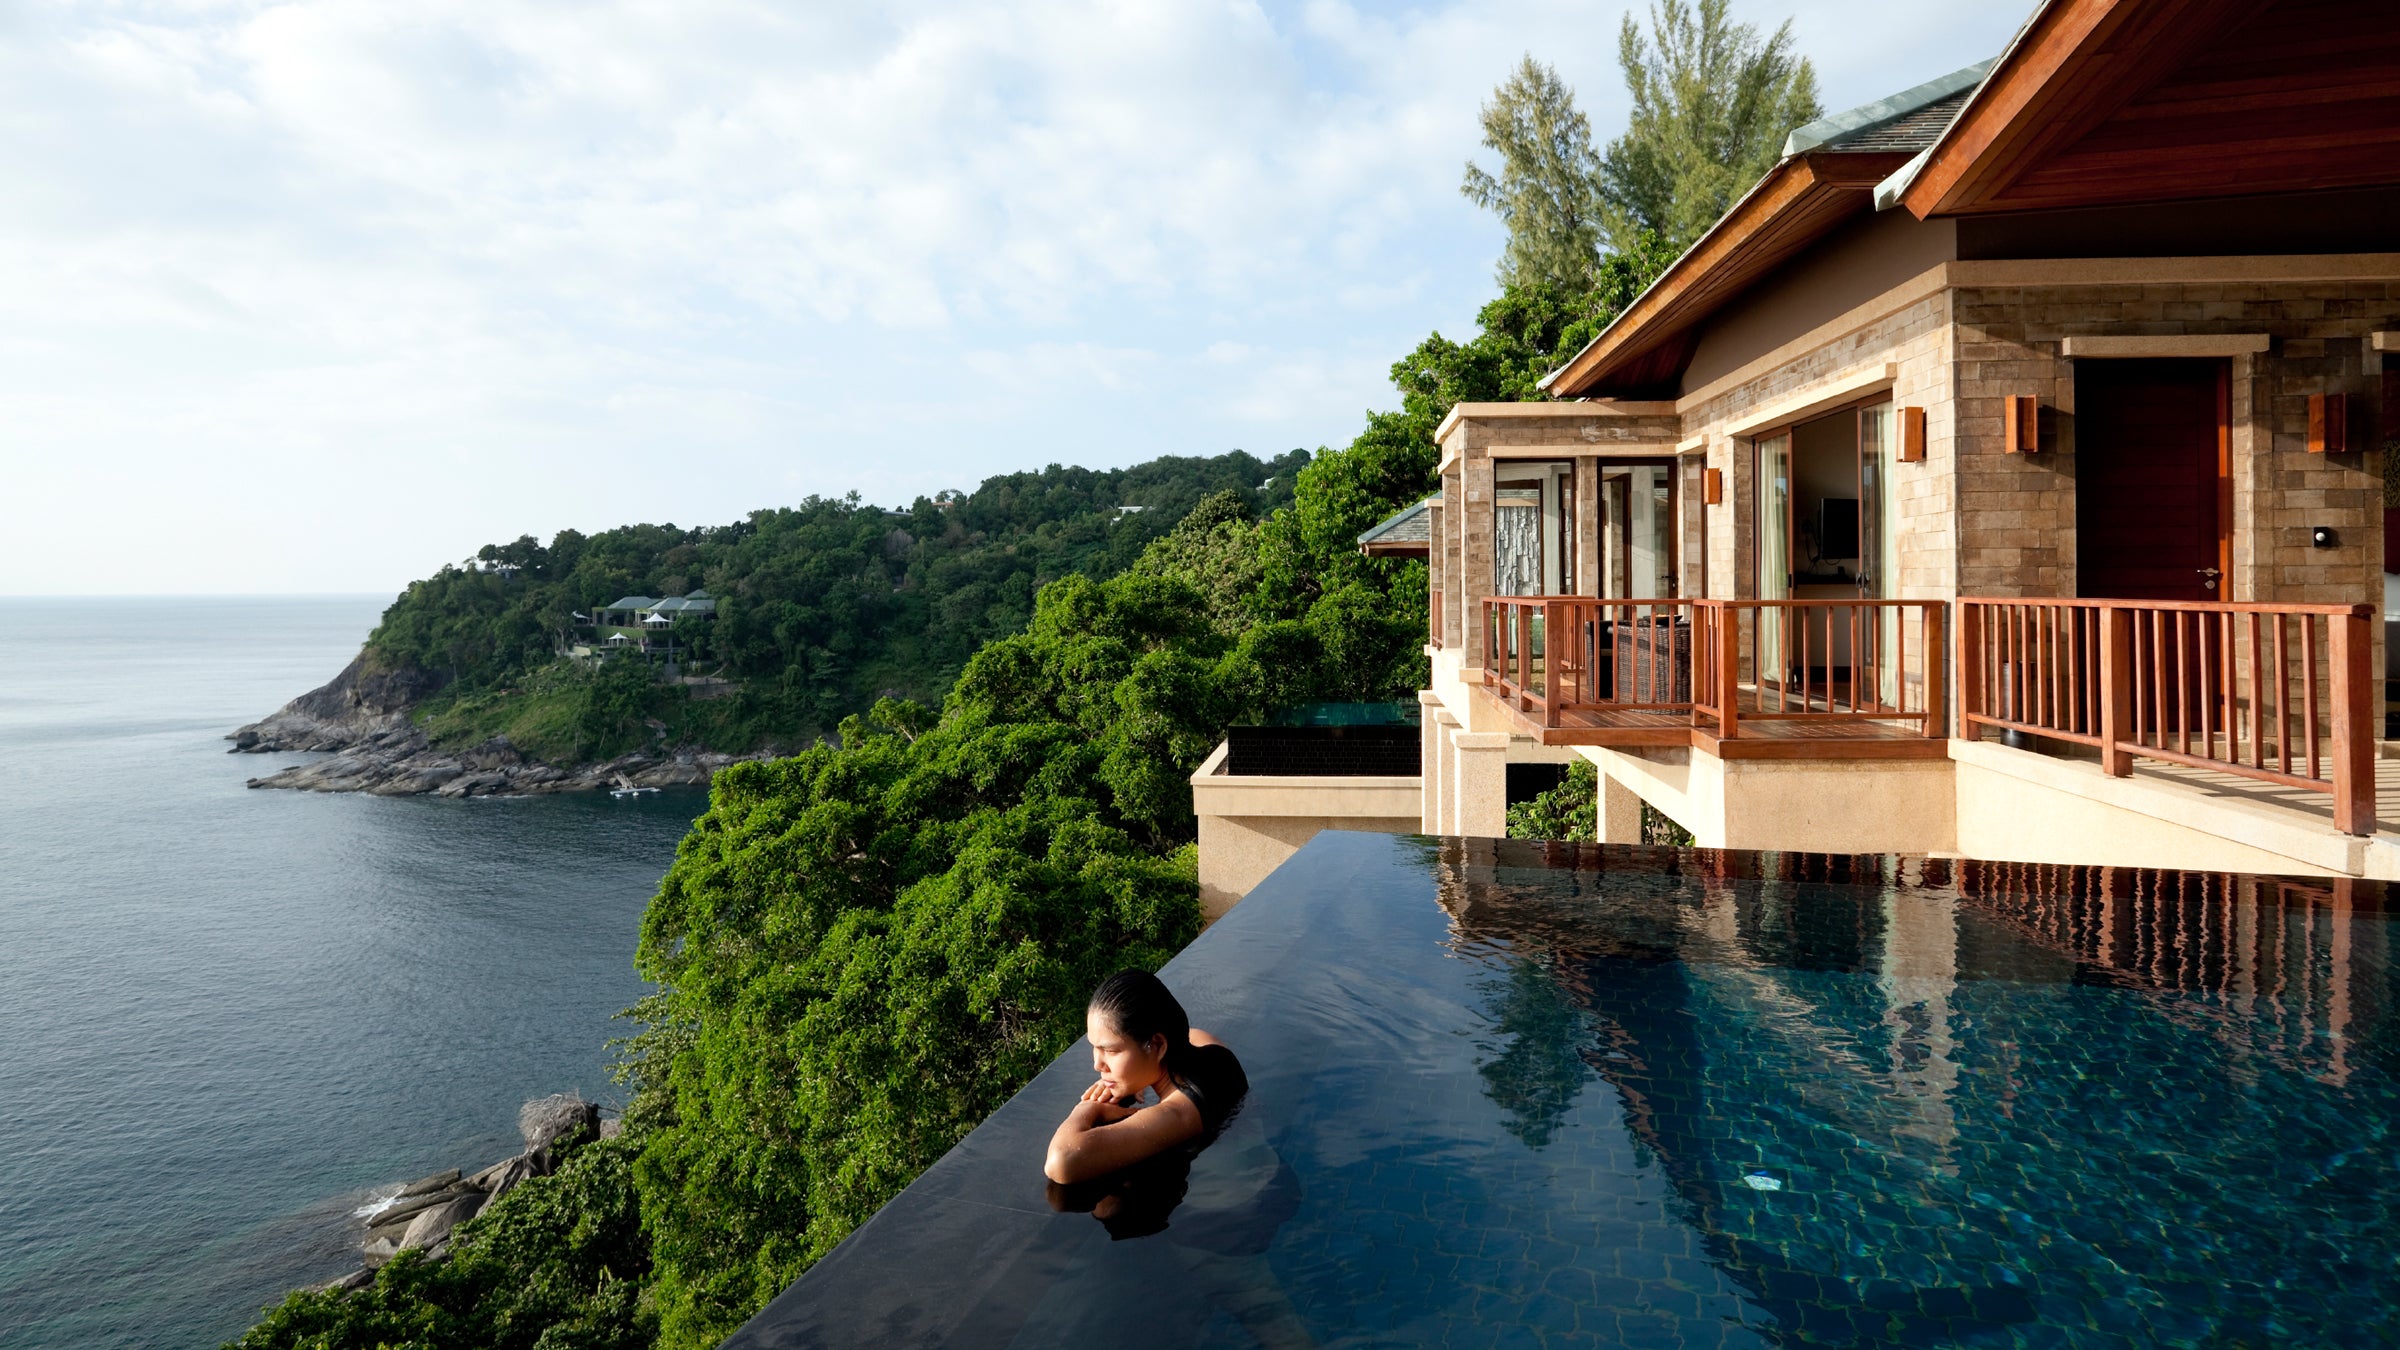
[1440,410,1680,664]
[1454,410,1681,451]
[1679,291,1954,603]
[1953,281,2396,618]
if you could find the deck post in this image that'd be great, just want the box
[2099,605,2133,776]
[1957,601,1980,738]
[1715,605,1741,741]
[1543,599,1562,731]
[1924,604,1948,738]
[1516,604,1532,714]
[2330,607,2375,836]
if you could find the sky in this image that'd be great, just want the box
[0,0,2031,595]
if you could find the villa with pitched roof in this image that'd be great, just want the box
[580,590,717,662]
[1196,0,2400,909]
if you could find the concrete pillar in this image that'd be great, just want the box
[1596,767,1643,845]
[1418,691,1445,833]
[1433,710,1461,834]
[1452,730,1512,839]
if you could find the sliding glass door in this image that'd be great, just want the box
[1753,402,1895,697]
[1599,462,1678,599]
[1755,431,1793,674]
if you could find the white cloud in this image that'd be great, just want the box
[0,0,2030,593]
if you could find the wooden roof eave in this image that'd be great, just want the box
[1543,151,1917,400]
[1898,0,2280,218]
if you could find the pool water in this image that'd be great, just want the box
[726,832,2400,1348]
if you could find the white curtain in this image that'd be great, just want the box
[1495,504,1541,596]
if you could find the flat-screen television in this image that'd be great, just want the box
[1815,497,1859,561]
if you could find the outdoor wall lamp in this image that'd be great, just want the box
[2313,526,2338,549]
[2308,393,2353,453]
[2002,395,2039,453]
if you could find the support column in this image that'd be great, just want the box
[1418,691,1445,833]
[1596,766,1643,845]
[1433,710,1462,834]
[1451,730,1512,839]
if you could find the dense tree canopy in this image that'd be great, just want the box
[1601,0,1821,252]
[1460,56,1610,293]
[371,450,1310,758]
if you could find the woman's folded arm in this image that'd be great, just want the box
[1044,1094,1203,1184]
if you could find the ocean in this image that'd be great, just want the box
[0,597,705,1348]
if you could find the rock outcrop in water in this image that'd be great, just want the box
[229,649,767,796]
[228,650,445,755]
[324,1094,613,1293]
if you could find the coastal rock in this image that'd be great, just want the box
[361,1235,402,1269]
[233,644,788,796]
[398,1168,462,1198]
[228,651,447,755]
[399,1193,485,1250]
[366,1189,458,1233]
[235,716,774,798]
[520,1094,600,1153]
[317,1268,374,1294]
[471,1153,541,1203]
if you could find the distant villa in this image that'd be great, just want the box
[571,589,717,665]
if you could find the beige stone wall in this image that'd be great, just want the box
[1461,455,1494,665]
[1196,814,1423,919]
[1951,281,2395,609]
[1436,407,1679,664]
[1580,745,1959,854]
[1439,461,1464,651]
[1680,291,1956,604]
[1451,409,1681,452]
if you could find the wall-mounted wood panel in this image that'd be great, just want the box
[1899,406,1927,462]
[2003,395,2040,452]
[2309,391,2353,453]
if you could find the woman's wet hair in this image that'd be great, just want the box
[1088,969,1192,1066]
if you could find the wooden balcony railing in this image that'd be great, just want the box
[1692,599,1946,741]
[1479,596,1943,743]
[1481,598,1700,728]
[1958,599,2376,835]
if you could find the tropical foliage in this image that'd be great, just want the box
[1601,0,1821,252]
[370,451,1310,756]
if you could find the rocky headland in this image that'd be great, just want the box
[320,1094,612,1293]
[229,651,767,796]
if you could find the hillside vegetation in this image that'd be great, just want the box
[371,451,1310,761]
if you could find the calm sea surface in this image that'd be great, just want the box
[0,597,704,1349]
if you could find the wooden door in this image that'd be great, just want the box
[2075,358,2228,600]
[2074,358,2230,735]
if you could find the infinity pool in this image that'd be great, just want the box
[727,832,2400,1348]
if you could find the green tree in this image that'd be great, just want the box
[1507,759,1597,841]
[1601,0,1821,252]
[361,449,1312,762]
[230,1131,655,1350]
[1460,56,1609,292]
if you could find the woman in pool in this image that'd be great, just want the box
[1044,969,1247,1185]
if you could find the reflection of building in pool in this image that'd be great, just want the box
[1429,839,2398,1344]
[1951,861,2389,1087]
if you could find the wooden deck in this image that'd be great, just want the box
[1500,690,1948,759]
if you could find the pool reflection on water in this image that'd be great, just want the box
[724,832,2400,1349]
